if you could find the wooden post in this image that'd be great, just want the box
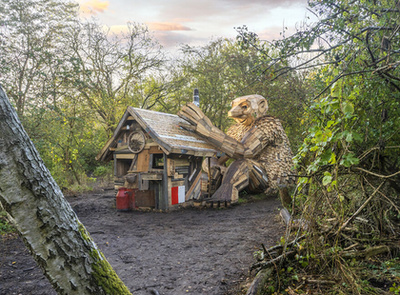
[161,153,169,210]
[207,157,212,197]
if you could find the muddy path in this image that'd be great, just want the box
[0,191,284,295]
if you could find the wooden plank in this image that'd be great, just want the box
[174,173,183,179]
[149,145,164,153]
[185,170,202,200]
[115,153,136,159]
[169,148,215,157]
[140,173,163,181]
[113,154,117,178]
[221,138,237,157]
[138,174,149,190]
[173,158,190,167]
[136,150,150,172]
[135,190,155,208]
[208,129,225,147]
[167,158,175,176]
[196,122,211,137]
[188,181,201,200]
[128,154,138,171]
[161,153,169,210]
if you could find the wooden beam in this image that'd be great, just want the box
[185,170,202,200]
[140,173,163,181]
[115,154,136,159]
[161,153,169,211]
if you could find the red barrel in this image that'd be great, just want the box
[128,189,137,210]
[116,188,130,211]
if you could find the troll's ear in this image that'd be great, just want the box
[257,98,268,116]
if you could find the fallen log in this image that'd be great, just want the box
[246,267,274,295]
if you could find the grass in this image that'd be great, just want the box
[0,211,15,235]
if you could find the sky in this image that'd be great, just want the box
[78,0,313,53]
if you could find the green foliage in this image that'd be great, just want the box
[391,283,400,295]
[173,38,307,151]
[239,0,400,294]
[93,165,111,177]
[0,211,15,235]
[0,0,166,191]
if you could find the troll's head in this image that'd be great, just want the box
[228,94,268,126]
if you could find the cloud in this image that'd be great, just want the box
[258,27,287,41]
[147,22,193,32]
[157,0,306,21]
[79,0,109,15]
[86,0,310,53]
[153,31,208,48]
[108,25,129,34]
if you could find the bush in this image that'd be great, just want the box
[0,211,15,235]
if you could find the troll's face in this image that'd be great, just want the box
[228,94,268,126]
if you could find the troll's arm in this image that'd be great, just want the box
[178,103,270,159]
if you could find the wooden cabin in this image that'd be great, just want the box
[96,107,217,211]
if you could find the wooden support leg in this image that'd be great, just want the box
[209,159,249,203]
[279,186,292,208]
[209,159,271,203]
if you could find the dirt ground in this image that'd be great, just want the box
[0,190,285,295]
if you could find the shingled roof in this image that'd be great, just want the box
[96,106,217,161]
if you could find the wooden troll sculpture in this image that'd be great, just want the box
[178,94,295,205]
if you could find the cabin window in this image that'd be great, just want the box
[152,154,164,169]
[116,159,133,177]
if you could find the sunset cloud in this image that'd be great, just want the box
[84,0,311,50]
[108,25,129,35]
[79,0,109,15]
[147,22,193,32]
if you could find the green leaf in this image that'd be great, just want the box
[329,152,337,164]
[341,101,354,115]
[327,120,335,128]
[331,81,341,98]
[345,132,353,142]
[340,153,359,167]
[322,172,332,185]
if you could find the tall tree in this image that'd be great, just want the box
[0,0,78,116]
[0,86,132,294]
[65,21,166,134]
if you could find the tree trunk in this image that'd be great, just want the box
[0,86,131,294]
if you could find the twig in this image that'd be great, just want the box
[306,279,336,285]
[359,146,400,161]
[343,243,359,251]
[337,181,385,234]
[341,245,391,259]
[364,178,400,215]
[251,250,296,271]
[263,234,306,254]
[354,167,400,178]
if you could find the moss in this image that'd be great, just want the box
[78,222,91,242]
[78,222,132,295]
[91,250,132,295]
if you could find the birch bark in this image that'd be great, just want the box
[0,86,131,294]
